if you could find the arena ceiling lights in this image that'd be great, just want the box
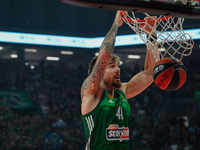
[0,29,200,48]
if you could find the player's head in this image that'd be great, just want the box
[88,54,120,75]
[88,54,121,88]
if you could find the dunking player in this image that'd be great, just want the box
[81,10,159,150]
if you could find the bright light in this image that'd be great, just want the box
[128,55,141,59]
[60,51,73,55]
[25,48,37,52]
[95,53,99,56]
[46,56,60,61]
[0,28,200,48]
[120,61,123,65]
[30,65,35,69]
[0,46,3,50]
[25,62,29,66]
[158,48,165,52]
[10,54,18,58]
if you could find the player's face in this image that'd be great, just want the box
[103,60,121,88]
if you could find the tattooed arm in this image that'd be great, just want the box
[81,11,124,115]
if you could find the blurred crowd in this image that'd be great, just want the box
[0,58,200,150]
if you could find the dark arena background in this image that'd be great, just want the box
[0,0,200,149]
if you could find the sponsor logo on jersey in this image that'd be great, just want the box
[106,125,129,141]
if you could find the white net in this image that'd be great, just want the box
[122,11,194,61]
[175,0,200,5]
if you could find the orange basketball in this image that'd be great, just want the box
[153,57,187,91]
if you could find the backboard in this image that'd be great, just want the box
[60,0,200,19]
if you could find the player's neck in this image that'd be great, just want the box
[101,84,114,96]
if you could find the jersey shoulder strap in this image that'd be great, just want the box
[114,88,126,96]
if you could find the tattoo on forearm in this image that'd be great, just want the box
[100,23,118,54]
[81,22,119,98]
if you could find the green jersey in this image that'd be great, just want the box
[81,89,131,150]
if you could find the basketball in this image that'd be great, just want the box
[153,57,187,91]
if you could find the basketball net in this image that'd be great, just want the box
[121,11,194,61]
[176,0,200,6]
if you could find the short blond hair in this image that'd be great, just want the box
[88,54,120,75]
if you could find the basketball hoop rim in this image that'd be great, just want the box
[120,11,173,24]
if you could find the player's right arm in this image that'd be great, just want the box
[81,11,124,115]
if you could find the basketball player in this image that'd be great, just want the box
[81,10,159,150]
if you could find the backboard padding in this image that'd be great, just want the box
[60,0,200,19]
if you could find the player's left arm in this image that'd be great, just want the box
[121,46,158,99]
[120,16,160,99]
